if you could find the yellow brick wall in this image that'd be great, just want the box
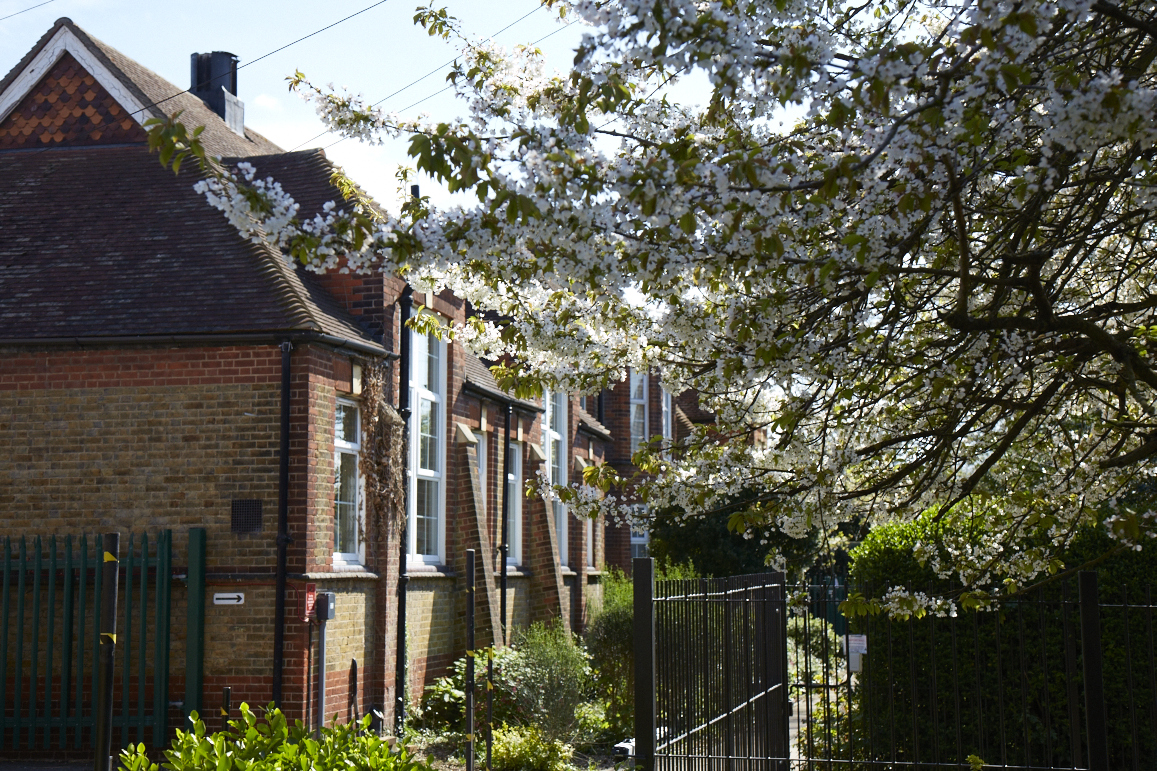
[0,380,281,566]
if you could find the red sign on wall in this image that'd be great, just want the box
[305,583,317,617]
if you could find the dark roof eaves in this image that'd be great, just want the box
[462,380,543,414]
[0,330,391,357]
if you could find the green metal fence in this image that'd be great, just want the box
[0,531,172,751]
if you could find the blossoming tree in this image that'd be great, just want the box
[152,0,1157,613]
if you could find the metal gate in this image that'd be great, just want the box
[634,558,790,771]
[0,531,172,751]
[633,561,1153,771]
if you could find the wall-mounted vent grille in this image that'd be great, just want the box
[231,499,263,533]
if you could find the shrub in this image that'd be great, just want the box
[586,568,634,738]
[848,516,1157,768]
[419,622,593,745]
[119,703,435,771]
[503,622,593,744]
[419,645,528,732]
[585,561,703,740]
[490,725,572,771]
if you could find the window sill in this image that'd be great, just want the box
[406,563,456,579]
[559,565,578,577]
[302,568,379,580]
[499,565,533,578]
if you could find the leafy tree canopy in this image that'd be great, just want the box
[153,0,1157,612]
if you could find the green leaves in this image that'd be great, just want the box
[119,704,438,771]
[145,113,208,177]
[413,3,458,39]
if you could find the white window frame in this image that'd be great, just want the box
[630,370,649,453]
[544,389,569,567]
[661,388,673,451]
[505,441,523,566]
[586,505,595,568]
[334,397,365,566]
[409,327,447,564]
[630,504,650,560]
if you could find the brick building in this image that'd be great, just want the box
[0,17,610,752]
[596,372,710,575]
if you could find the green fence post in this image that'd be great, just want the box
[184,528,206,728]
[0,538,9,749]
[121,535,134,747]
[94,532,121,771]
[153,530,171,746]
[46,536,57,749]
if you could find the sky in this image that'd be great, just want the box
[0,0,588,210]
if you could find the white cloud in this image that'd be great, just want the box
[252,93,281,111]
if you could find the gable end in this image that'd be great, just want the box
[0,52,147,149]
[0,24,158,133]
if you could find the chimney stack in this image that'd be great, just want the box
[190,52,244,136]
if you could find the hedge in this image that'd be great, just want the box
[846,518,1157,768]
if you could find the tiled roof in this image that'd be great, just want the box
[0,52,147,149]
[675,393,715,425]
[0,18,281,158]
[238,149,376,219]
[0,144,380,350]
[461,352,541,412]
[576,405,612,441]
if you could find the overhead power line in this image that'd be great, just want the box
[129,0,393,119]
[318,17,576,152]
[293,4,545,152]
[238,0,392,75]
[0,0,57,24]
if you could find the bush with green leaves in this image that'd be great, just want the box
[418,644,528,732]
[584,567,634,738]
[120,703,435,771]
[584,561,703,740]
[501,622,593,745]
[848,516,1157,768]
[420,621,595,747]
[489,725,572,771]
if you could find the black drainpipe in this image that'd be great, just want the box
[499,403,512,645]
[272,341,293,707]
[395,283,413,734]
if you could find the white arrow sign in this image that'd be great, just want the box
[213,593,245,605]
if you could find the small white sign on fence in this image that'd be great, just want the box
[845,633,867,673]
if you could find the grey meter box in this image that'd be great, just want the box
[315,592,337,621]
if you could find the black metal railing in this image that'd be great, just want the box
[782,572,1148,770]
[635,559,790,771]
[637,562,1155,771]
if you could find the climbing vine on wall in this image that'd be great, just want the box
[360,359,404,561]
